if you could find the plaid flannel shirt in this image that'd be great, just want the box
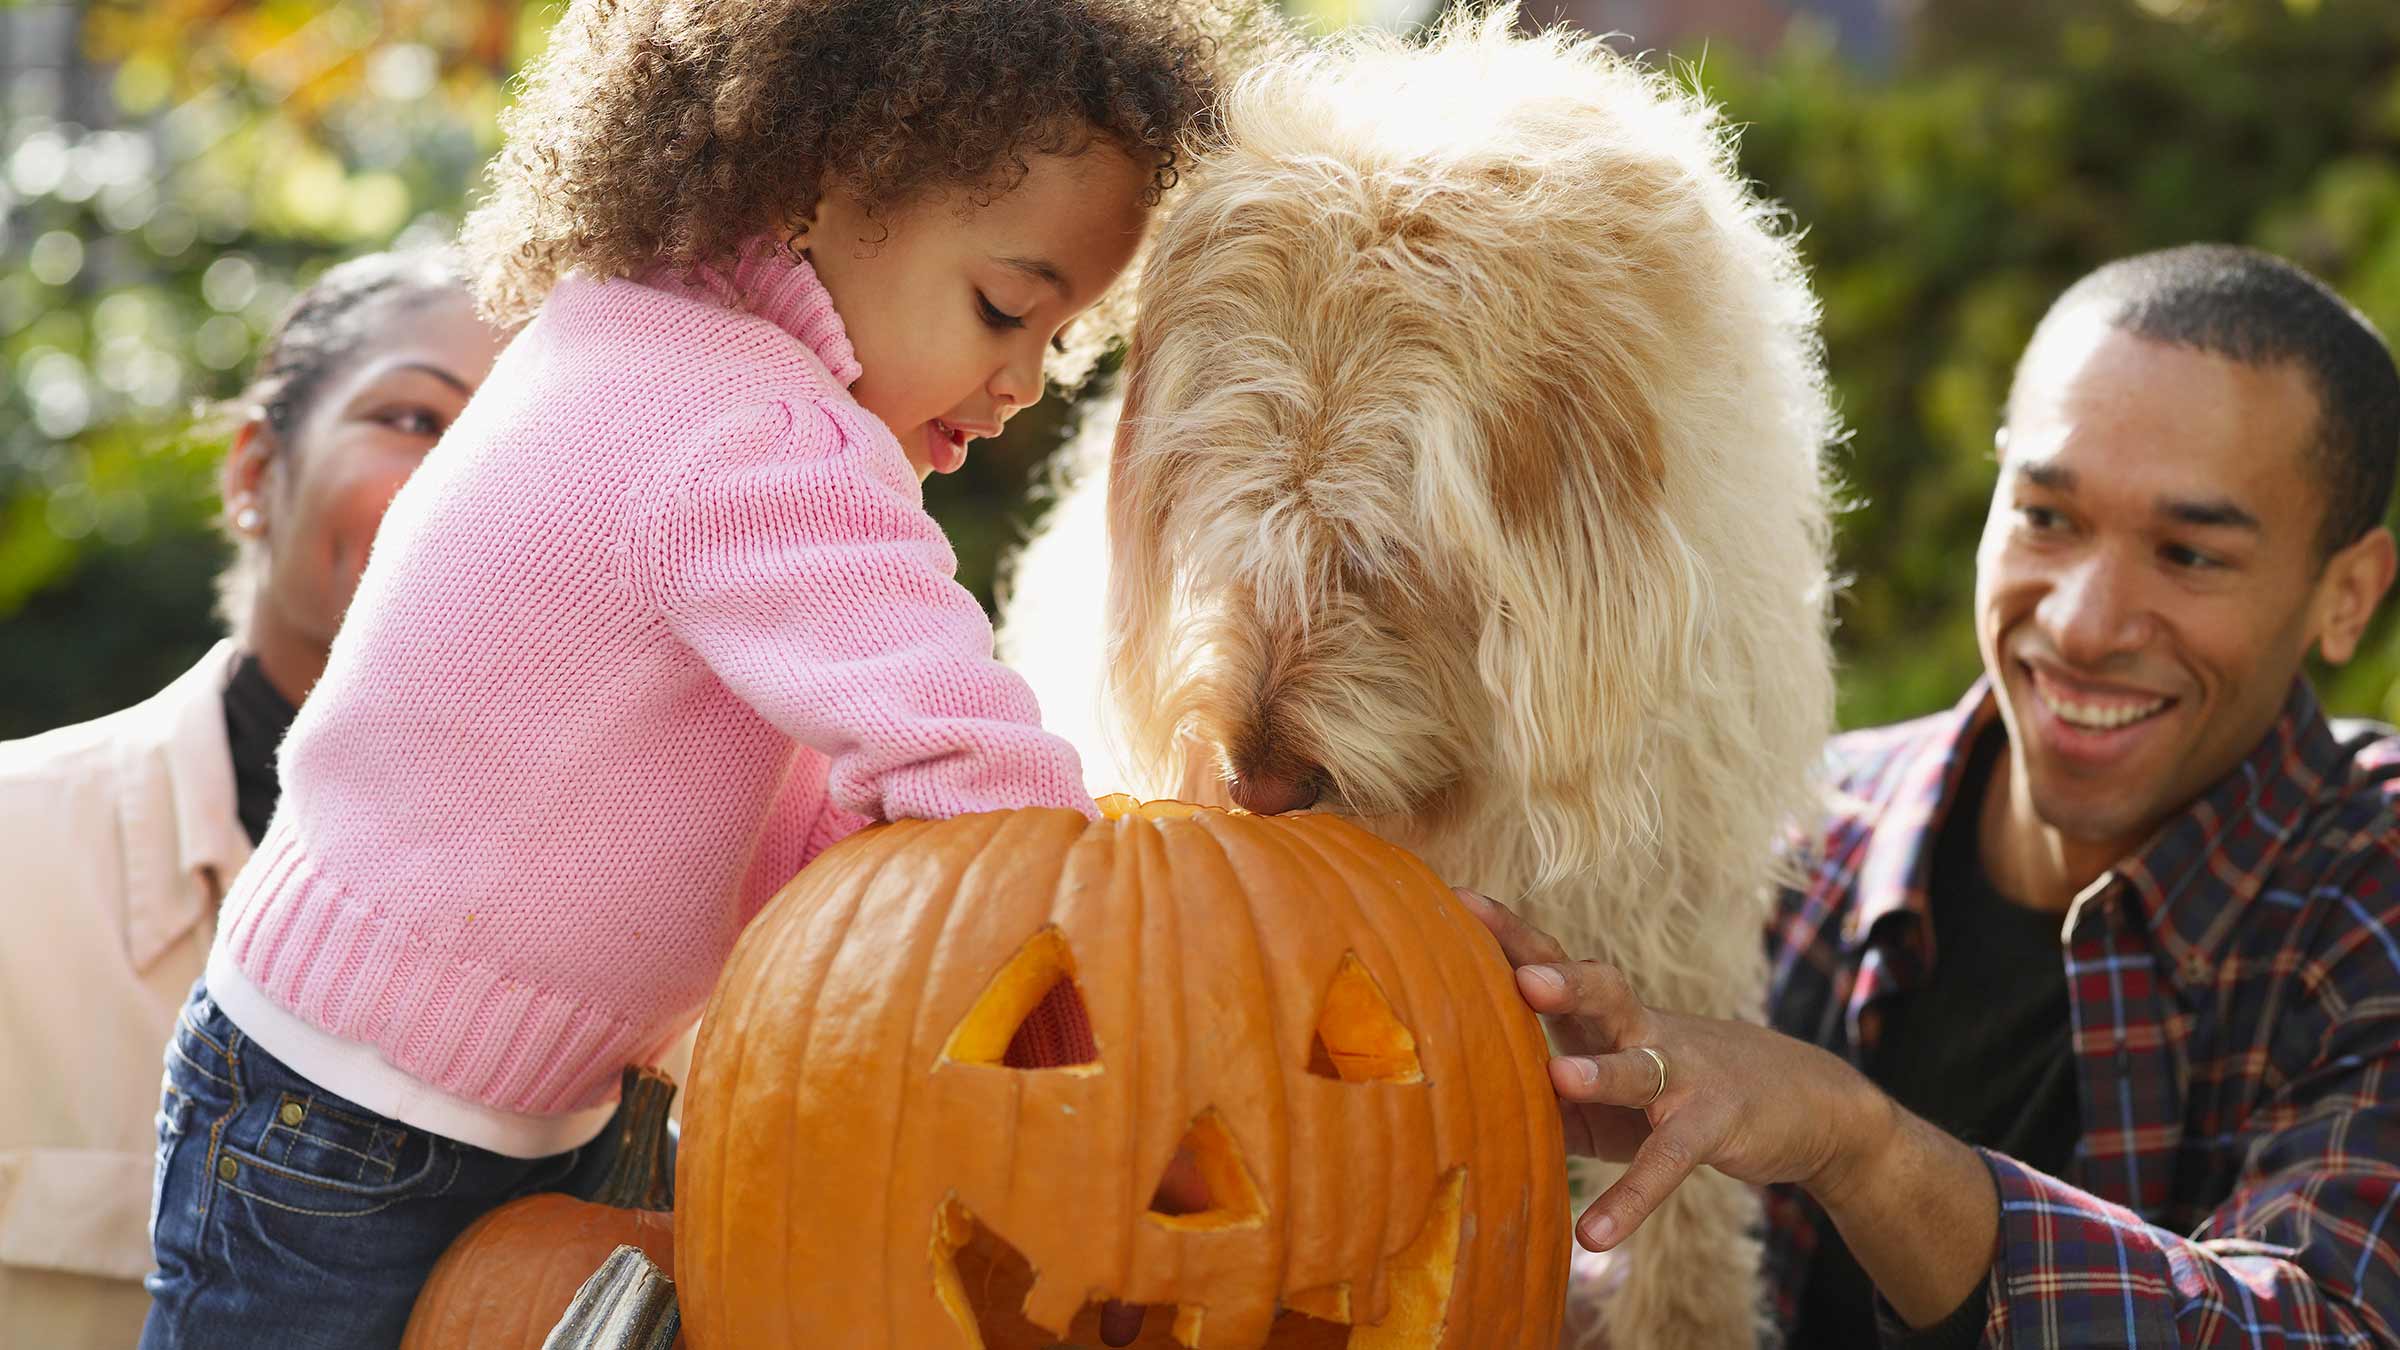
[1762,676,2400,1347]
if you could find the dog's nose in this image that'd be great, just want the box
[1228,770,1322,815]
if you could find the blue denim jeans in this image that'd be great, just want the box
[139,981,631,1350]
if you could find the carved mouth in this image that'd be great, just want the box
[930,1168,1465,1348]
[929,921,1468,1347]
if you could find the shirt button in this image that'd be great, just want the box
[217,1156,238,1181]
[279,1101,305,1127]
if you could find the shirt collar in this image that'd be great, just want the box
[2113,677,2341,991]
[1844,674,2344,989]
[648,241,863,388]
[115,641,252,970]
[1840,678,1999,952]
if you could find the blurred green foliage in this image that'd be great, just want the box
[0,0,537,733]
[1711,0,2400,728]
[3,0,2399,738]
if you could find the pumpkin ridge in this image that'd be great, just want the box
[878,811,1006,1342]
[685,864,751,1346]
[1209,819,1296,1339]
[766,838,874,1347]
[1278,815,1471,1328]
[910,806,1091,1340]
[1169,809,1296,1341]
[1181,813,1326,1321]
[1230,814,1416,1313]
[1300,813,1565,1347]
[1127,811,1186,1324]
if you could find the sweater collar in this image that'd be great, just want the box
[665,242,863,388]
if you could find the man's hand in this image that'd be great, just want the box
[1458,888,1885,1243]
[1461,888,2001,1329]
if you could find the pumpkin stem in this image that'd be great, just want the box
[596,1065,677,1211]
[541,1245,679,1350]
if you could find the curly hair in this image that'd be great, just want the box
[464,0,1280,379]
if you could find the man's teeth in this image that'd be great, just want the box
[2038,685,2167,729]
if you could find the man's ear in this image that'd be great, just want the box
[2313,525,2397,665]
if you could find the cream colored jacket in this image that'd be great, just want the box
[0,643,247,1348]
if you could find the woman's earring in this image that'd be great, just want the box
[233,504,263,535]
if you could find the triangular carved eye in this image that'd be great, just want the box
[941,926,1100,1072]
[1307,952,1423,1084]
[1145,1108,1266,1231]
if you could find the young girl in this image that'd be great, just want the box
[141,2,1265,1345]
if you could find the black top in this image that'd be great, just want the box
[1790,730,2080,1348]
[221,652,297,845]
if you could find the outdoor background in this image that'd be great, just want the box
[3,0,2398,739]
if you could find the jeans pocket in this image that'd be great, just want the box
[150,1079,192,1243]
[215,1081,455,1220]
[248,1093,408,1185]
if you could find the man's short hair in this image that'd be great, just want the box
[2024,244,2400,558]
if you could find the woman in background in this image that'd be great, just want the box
[0,250,504,1347]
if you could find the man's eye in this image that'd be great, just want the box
[2163,544,2222,570]
[2019,505,2062,531]
[977,294,1026,331]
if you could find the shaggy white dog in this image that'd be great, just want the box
[1001,11,1838,1346]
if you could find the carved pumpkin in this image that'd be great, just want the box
[676,799,1568,1348]
[401,1067,680,1349]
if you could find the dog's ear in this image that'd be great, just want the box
[1102,325,1184,790]
[1427,389,1696,888]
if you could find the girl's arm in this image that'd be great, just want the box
[639,398,1095,824]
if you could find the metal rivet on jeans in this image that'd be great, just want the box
[279,1101,305,1126]
[216,1156,238,1181]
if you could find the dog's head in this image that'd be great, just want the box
[1103,10,1837,948]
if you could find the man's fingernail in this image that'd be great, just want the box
[1582,1214,1617,1250]
[1453,887,1489,911]
[1557,1055,1597,1088]
[1521,965,1565,994]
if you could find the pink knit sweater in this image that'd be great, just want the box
[211,250,1093,1140]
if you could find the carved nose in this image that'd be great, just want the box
[1228,769,1322,815]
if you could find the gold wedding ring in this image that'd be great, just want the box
[1633,1045,1669,1108]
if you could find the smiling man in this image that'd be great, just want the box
[1974,260,2396,923]
[1470,244,2400,1348]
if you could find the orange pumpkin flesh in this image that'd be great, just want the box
[401,1067,681,1349]
[676,801,1568,1349]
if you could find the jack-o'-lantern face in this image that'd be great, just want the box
[676,802,1568,1349]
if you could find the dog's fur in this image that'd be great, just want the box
[1000,11,1838,1345]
